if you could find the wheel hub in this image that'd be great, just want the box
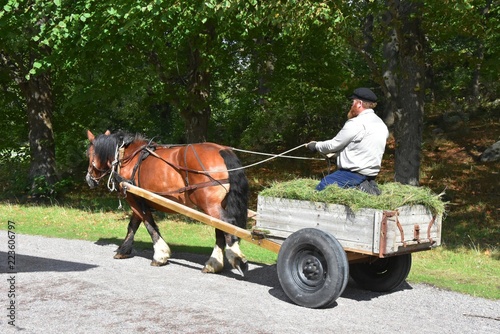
[299,254,325,286]
[303,258,320,279]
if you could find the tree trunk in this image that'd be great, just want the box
[182,45,211,143]
[360,11,397,126]
[183,104,210,143]
[180,23,215,144]
[381,23,399,127]
[391,0,426,186]
[469,0,491,113]
[20,72,58,195]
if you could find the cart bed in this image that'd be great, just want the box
[256,196,442,257]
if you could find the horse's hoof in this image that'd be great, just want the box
[201,267,213,273]
[150,260,168,267]
[201,264,222,274]
[202,256,223,273]
[201,265,216,273]
[114,253,132,259]
[234,258,249,277]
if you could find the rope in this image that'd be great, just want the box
[195,144,315,173]
[146,143,314,174]
[231,147,324,161]
[111,142,329,176]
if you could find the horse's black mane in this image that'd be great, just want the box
[93,131,147,163]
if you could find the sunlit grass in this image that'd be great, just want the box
[409,247,500,299]
[0,203,277,264]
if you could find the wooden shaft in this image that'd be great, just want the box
[121,182,281,254]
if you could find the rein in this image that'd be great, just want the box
[105,141,331,193]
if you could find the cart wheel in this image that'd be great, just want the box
[349,253,412,292]
[277,228,349,308]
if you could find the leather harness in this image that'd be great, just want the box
[113,143,229,196]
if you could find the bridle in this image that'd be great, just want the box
[87,144,118,185]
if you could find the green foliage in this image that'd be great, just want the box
[423,0,500,109]
[0,0,499,193]
[0,145,74,201]
[0,146,30,198]
[28,175,75,202]
[0,145,29,163]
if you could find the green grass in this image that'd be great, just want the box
[1,201,498,300]
[0,202,277,264]
[409,247,500,299]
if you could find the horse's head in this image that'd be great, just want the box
[85,129,112,188]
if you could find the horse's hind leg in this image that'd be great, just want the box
[201,206,247,275]
[202,229,225,273]
[224,233,248,276]
[202,229,247,275]
[115,213,141,259]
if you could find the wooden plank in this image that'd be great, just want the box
[256,196,442,257]
[257,196,378,254]
[382,206,442,255]
[121,183,281,254]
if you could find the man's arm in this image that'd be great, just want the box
[315,120,360,153]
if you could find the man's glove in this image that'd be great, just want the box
[306,141,317,152]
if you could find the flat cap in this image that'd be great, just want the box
[349,87,377,103]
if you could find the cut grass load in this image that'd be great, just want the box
[260,179,446,215]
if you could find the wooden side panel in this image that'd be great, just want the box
[383,205,442,255]
[256,196,442,257]
[256,196,379,254]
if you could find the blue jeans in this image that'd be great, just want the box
[316,169,368,191]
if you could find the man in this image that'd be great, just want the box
[306,87,389,195]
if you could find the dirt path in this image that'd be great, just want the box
[0,231,498,333]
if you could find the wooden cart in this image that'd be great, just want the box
[121,183,442,309]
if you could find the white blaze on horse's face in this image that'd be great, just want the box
[85,130,111,189]
[85,144,100,188]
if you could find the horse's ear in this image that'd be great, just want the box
[105,130,111,135]
[87,130,95,142]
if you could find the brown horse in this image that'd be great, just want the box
[85,130,249,274]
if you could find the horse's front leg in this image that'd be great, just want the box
[114,213,141,259]
[142,210,171,267]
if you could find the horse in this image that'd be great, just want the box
[85,130,249,274]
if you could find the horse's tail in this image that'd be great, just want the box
[219,149,249,229]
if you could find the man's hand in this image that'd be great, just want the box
[305,141,317,152]
[347,109,355,119]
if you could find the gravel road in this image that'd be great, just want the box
[0,231,498,334]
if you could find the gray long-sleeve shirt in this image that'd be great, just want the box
[315,109,389,176]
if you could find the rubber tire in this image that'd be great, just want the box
[277,228,349,308]
[349,253,412,292]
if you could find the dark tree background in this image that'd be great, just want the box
[0,0,498,199]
